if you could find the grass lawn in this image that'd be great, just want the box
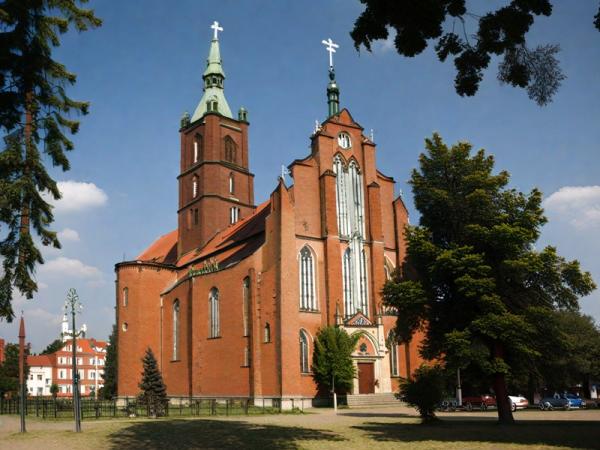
[1,407,599,449]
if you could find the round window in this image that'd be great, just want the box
[338,132,351,149]
[122,322,128,332]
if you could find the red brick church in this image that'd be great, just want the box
[115,23,424,405]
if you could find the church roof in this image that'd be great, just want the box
[136,229,178,265]
[177,200,270,268]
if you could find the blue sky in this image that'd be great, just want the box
[1,1,599,352]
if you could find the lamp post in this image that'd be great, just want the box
[64,288,83,433]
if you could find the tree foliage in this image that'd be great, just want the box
[351,1,599,106]
[0,0,101,321]
[312,326,359,393]
[49,382,59,399]
[138,347,167,417]
[101,325,117,400]
[400,364,446,422]
[383,133,596,423]
[40,338,63,355]
[0,342,29,397]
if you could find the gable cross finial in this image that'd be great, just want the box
[321,38,339,69]
[211,21,223,40]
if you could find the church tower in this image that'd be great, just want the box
[177,22,255,256]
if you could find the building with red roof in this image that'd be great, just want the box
[115,27,424,407]
[26,338,107,397]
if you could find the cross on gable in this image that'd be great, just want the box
[211,21,223,40]
[321,38,339,68]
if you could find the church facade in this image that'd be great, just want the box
[115,27,424,404]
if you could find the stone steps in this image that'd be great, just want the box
[346,393,403,408]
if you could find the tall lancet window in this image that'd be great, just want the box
[172,300,180,360]
[242,277,250,337]
[388,331,399,376]
[193,134,202,164]
[333,155,349,236]
[342,247,355,317]
[192,175,198,198]
[348,161,365,237]
[209,288,220,338]
[224,136,236,163]
[299,330,310,373]
[229,173,235,194]
[299,246,317,310]
[358,249,369,314]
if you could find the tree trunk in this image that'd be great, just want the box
[492,342,514,424]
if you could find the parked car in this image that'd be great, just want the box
[508,395,529,411]
[462,395,496,411]
[539,393,586,410]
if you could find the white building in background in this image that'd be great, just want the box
[27,355,53,396]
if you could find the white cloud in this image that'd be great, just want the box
[40,256,102,279]
[57,228,80,242]
[544,186,600,229]
[46,181,108,213]
[372,30,396,54]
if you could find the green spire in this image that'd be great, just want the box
[327,68,340,117]
[191,31,233,122]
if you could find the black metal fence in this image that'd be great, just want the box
[0,396,303,419]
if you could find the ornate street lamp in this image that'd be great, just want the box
[64,288,83,432]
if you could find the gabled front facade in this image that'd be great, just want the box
[116,28,424,404]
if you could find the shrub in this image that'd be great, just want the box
[400,364,445,422]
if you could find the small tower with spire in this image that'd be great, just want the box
[322,38,340,117]
[177,21,256,256]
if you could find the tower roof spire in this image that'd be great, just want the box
[322,38,340,117]
[191,21,233,122]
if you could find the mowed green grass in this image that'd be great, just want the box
[2,410,600,450]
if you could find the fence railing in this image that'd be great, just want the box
[0,396,303,419]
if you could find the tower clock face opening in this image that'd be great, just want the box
[338,132,352,149]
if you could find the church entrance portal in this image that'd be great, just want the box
[357,362,375,394]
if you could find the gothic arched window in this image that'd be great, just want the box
[229,173,235,194]
[388,331,399,376]
[173,299,180,360]
[224,136,236,163]
[193,134,203,164]
[242,277,250,337]
[342,247,354,317]
[299,246,317,311]
[122,287,128,308]
[359,249,369,314]
[300,330,310,373]
[192,175,198,198]
[209,288,220,338]
[333,155,349,236]
[348,161,365,237]
[264,322,271,343]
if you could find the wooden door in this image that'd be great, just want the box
[358,362,375,394]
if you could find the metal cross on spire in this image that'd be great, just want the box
[211,21,223,40]
[321,38,339,68]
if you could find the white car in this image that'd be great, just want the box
[509,395,529,411]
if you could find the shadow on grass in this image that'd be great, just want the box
[352,419,600,449]
[339,412,413,419]
[108,418,345,450]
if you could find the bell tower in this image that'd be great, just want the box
[177,22,255,257]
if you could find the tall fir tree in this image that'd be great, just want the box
[312,326,359,394]
[383,133,596,423]
[0,0,101,321]
[138,347,167,417]
[101,325,117,399]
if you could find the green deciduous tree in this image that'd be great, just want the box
[400,364,446,422]
[0,342,28,397]
[383,133,596,423]
[312,326,359,394]
[49,382,58,399]
[351,1,600,106]
[101,325,117,400]
[138,347,167,417]
[40,338,63,355]
[0,0,101,322]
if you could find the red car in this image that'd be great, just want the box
[462,395,496,411]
